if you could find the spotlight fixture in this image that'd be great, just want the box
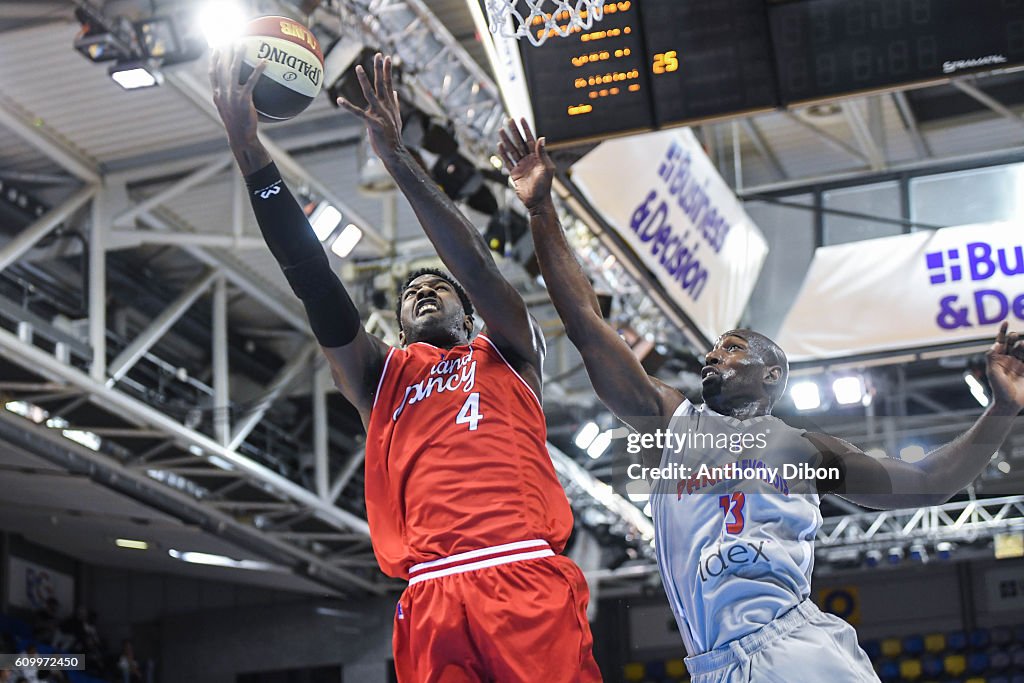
[832,375,864,406]
[574,421,600,450]
[197,0,247,48]
[330,224,363,258]
[790,381,821,411]
[899,444,926,463]
[864,549,883,567]
[886,547,904,565]
[963,371,990,407]
[309,202,342,241]
[935,542,953,560]
[109,59,163,90]
[909,543,929,563]
[587,430,613,459]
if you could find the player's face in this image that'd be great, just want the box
[701,333,765,401]
[399,275,470,345]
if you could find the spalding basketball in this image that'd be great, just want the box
[239,16,324,122]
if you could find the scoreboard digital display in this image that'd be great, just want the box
[518,0,779,146]
[518,2,653,145]
[769,0,1024,104]
[501,0,1024,148]
[643,0,777,127]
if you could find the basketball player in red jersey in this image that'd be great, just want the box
[210,46,600,682]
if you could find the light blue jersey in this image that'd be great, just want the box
[651,400,824,656]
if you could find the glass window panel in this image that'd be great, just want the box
[741,195,815,339]
[823,181,903,246]
[911,163,1024,229]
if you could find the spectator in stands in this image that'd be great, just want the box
[116,640,141,683]
[60,606,102,674]
[31,599,60,646]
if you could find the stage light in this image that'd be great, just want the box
[574,421,600,449]
[116,539,149,550]
[109,60,162,89]
[866,448,886,459]
[309,203,342,241]
[900,444,926,463]
[997,460,1011,474]
[887,547,904,565]
[935,542,953,560]
[331,224,363,258]
[832,376,864,405]
[168,549,284,571]
[587,430,612,459]
[490,155,504,169]
[198,1,246,48]
[627,492,649,503]
[909,543,929,563]
[790,381,821,411]
[964,372,989,407]
[864,549,882,567]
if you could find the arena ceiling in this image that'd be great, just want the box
[0,0,1022,592]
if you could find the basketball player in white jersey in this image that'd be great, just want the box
[497,119,1024,682]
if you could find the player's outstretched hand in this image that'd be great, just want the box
[209,43,266,144]
[986,321,1024,413]
[336,52,404,159]
[499,118,555,212]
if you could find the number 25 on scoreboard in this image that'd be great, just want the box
[653,51,679,75]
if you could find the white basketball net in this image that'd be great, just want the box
[485,0,607,47]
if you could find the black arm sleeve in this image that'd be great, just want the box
[244,162,361,347]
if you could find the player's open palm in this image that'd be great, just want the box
[209,43,266,143]
[986,321,1024,412]
[337,52,403,158]
[499,118,555,211]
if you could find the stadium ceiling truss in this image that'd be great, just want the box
[0,3,654,594]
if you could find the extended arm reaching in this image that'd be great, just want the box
[209,45,387,427]
[337,54,543,375]
[498,119,683,428]
[808,322,1024,509]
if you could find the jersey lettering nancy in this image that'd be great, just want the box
[364,335,573,579]
[651,400,824,656]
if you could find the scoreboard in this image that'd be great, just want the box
[506,0,1024,147]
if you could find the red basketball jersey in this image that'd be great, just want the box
[364,335,573,579]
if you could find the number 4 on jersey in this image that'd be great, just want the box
[456,392,483,431]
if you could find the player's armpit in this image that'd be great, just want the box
[321,331,391,427]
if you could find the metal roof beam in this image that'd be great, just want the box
[0,185,96,272]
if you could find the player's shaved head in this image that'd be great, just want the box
[720,329,789,403]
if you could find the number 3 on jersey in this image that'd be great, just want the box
[456,392,483,431]
[718,492,745,534]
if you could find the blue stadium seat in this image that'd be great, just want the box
[992,626,1013,647]
[1012,674,1024,683]
[966,651,990,675]
[1012,649,1024,670]
[862,640,882,660]
[948,631,968,651]
[921,653,944,677]
[1014,625,1024,644]
[645,661,666,679]
[991,651,1011,671]
[903,635,925,656]
[0,614,32,640]
[970,627,991,650]
[876,658,900,682]
[990,676,1011,683]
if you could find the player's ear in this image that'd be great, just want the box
[763,365,783,390]
[398,328,406,347]
[463,314,474,336]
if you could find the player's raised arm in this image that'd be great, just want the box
[806,322,1024,509]
[336,54,543,375]
[210,45,388,427]
[498,119,683,429]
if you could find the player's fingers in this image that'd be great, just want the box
[373,53,387,101]
[995,321,1009,352]
[229,42,246,86]
[520,118,537,146]
[355,65,377,106]
[497,143,517,171]
[382,55,395,103]
[242,60,267,96]
[505,118,530,157]
[498,129,521,162]
[337,96,366,117]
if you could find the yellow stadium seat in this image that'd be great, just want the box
[944,654,966,676]
[924,633,946,653]
[665,659,687,678]
[965,678,986,683]
[623,663,646,682]
[881,637,902,657]
[900,659,923,680]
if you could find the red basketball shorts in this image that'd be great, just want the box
[392,540,602,682]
